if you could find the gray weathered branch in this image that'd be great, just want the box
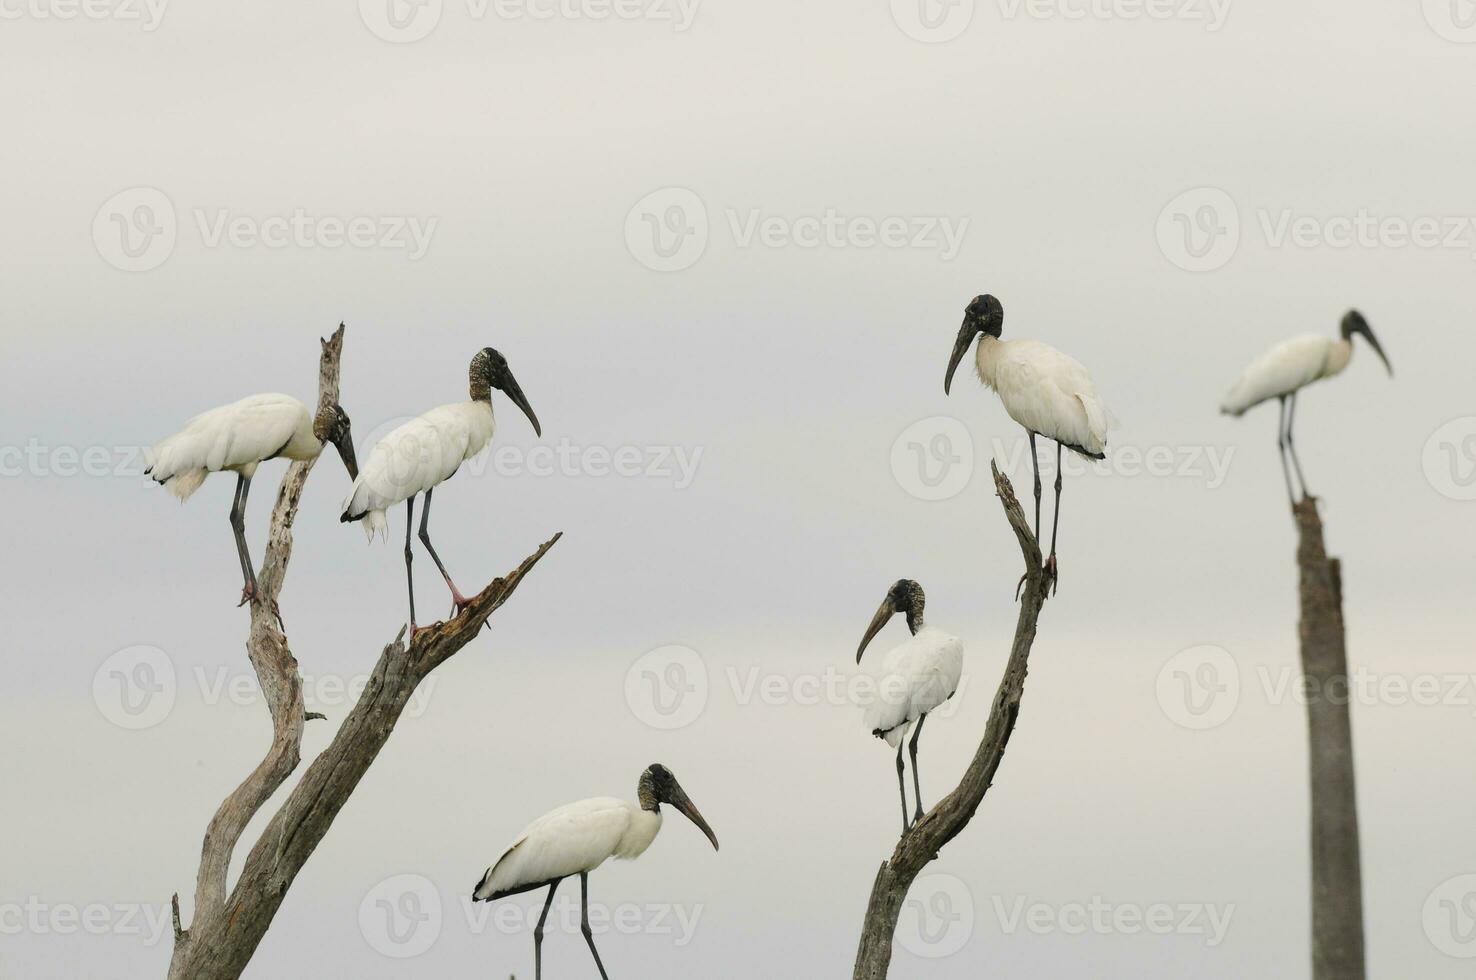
[851,461,1049,980]
[1294,498,1365,980]
[166,325,561,980]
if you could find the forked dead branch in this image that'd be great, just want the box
[165,325,560,980]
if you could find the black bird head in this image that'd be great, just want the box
[945,294,1004,395]
[856,579,926,663]
[471,348,542,436]
[313,403,358,479]
[1339,310,1392,377]
[638,764,719,851]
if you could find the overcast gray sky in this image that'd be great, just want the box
[3,0,1476,977]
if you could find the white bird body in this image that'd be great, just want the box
[341,400,494,539]
[473,797,662,901]
[146,393,321,500]
[1220,334,1353,416]
[864,626,963,747]
[975,336,1111,457]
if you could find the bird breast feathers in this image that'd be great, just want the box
[148,394,312,477]
[481,798,646,895]
[352,402,494,506]
[987,341,1110,451]
[864,628,963,735]
[1221,334,1333,414]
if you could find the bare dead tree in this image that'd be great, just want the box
[852,462,1049,980]
[1293,498,1365,980]
[165,325,561,980]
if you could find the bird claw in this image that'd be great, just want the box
[1044,555,1058,596]
[237,583,255,607]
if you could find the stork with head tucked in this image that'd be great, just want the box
[472,764,719,980]
[945,294,1112,592]
[1220,310,1392,505]
[145,393,356,605]
[341,348,540,637]
[856,580,963,834]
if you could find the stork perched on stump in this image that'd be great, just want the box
[1220,309,1392,506]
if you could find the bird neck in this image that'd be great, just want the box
[905,610,925,634]
[975,334,1004,389]
[1322,337,1353,379]
[470,378,492,402]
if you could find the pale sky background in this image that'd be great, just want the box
[3,1,1476,977]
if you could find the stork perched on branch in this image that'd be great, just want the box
[1220,309,1392,505]
[146,393,356,605]
[945,293,1113,594]
[341,347,541,636]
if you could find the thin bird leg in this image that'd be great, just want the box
[895,738,910,835]
[580,872,611,980]
[1028,431,1042,537]
[1046,441,1063,594]
[231,473,257,606]
[404,495,421,637]
[1285,392,1311,501]
[417,488,472,611]
[1276,396,1297,509]
[909,713,928,824]
[534,878,562,980]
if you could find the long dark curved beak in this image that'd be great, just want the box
[333,421,359,481]
[1355,322,1393,377]
[501,372,542,437]
[856,596,897,664]
[668,784,719,851]
[944,319,979,396]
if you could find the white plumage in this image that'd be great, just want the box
[974,337,1112,458]
[864,626,964,748]
[1218,310,1391,503]
[470,765,717,979]
[146,393,319,500]
[1220,334,1352,416]
[473,797,662,901]
[341,401,495,540]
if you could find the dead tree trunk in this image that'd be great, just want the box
[165,325,561,980]
[851,462,1049,980]
[1293,499,1365,980]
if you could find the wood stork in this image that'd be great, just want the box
[340,348,540,636]
[855,580,963,834]
[145,394,356,604]
[471,764,719,980]
[944,294,1112,591]
[1220,310,1392,504]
